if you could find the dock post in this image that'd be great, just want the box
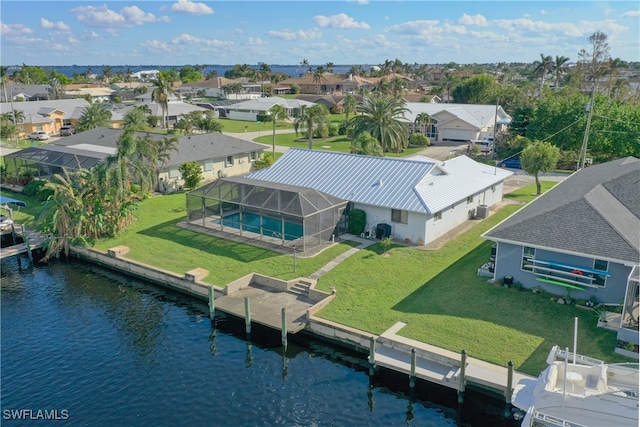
[208,286,215,320]
[21,225,33,264]
[244,297,251,335]
[458,349,467,404]
[368,337,376,375]
[504,360,514,418]
[409,348,416,389]
[281,307,287,349]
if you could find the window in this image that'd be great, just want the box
[434,211,442,222]
[225,156,234,167]
[593,259,608,286]
[391,209,408,224]
[467,195,473,205]
[204,159,214,172]
[250,151,257,161]
[522,246,535,270]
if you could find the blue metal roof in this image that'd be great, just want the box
[248,149,511,214]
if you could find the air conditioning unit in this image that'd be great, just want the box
[476,205,490,219]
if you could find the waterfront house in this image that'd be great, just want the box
[482,157,640,354]
[222,97,316,122]
[3,127,265,193]
[242,149,512,246]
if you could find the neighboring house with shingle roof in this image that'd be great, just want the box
[403,102,512,142]
[4,127,265,193]
[482,157,640,353]
[247,148,512,245]
[280,73,344,95]
[0,84,50,102]
[64,84,115,103]
[223,97,316,121]
[0,98,90,138]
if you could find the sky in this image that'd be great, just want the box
[1,1,639,67]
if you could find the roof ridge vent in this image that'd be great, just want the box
[377,179,383,186]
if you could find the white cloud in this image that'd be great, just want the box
[622,10,640,18]
[493,18,583,37]
[140,39,173,53]
[170,33,232,47]
[387,20,441,36]
[313,13,370,29]
[443,23,467,34]
[71,5,170,28]
[266,28,322,41]
[458,13,487,26]
[40,18,71,31]
[170,0,213,15]
[245,37,266,46]
[1,22,34,36]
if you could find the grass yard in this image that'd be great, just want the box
[92,193,359,286]
[3,180,629,375]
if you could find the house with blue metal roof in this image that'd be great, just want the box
[482,157,640,356]
[246,149,512,246]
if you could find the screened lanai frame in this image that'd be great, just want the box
[3,145,111,178]
[186,176,348,252]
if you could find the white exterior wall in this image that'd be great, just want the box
[228,110,258,121]
[353,203,428,245]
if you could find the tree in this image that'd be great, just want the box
[313,67,325,94]
[552,55,570,89]
[252,153,275,171]
[76,102,112,131]
[268,104,288,156]
[48,77,65,100]
[343,93,357,121]
[415,112,430,134]
[197,112,224,133]
[179,66,203,83]
[532,54,553,94]
[451,74,498,104]
[293,104,330,149]
[520,140,561,195]
[349,131,383,156]
[151,70,178,128]
[122,107,149,131]
[348,94,409,154]
[178,161,203,190]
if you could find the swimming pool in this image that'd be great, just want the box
[213,212,303,240]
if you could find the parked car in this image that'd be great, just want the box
[498,157,522,169]
[0,215,14,231]
[59,126,75,136]
[28,131,50,140]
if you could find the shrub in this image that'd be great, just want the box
[178,161,203,190]
[328,124,339,137]
[409,133,430,147]
[348,209,366,235]
[23,179,52,202]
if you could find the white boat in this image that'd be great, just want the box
[512,345,639,427]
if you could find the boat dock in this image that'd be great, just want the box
[0,226,46,261]
[372,321,536,399]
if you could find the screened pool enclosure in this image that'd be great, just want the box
[186,177,348,252]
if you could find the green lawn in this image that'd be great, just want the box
[3,179,629,375]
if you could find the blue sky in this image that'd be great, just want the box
[1,1,638,66]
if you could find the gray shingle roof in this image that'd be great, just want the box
[484,156,640,263]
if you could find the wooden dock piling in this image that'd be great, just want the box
[458,349,467,403]
[208,286,215,319]
[409,348,416,388]
[281,307,287,349]
[244,297,251,334]
[504,360,514,417]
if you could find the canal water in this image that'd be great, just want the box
[1,257,517,426]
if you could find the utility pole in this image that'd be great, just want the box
[579,84,596,170]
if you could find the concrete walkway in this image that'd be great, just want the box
[309,234,376,280]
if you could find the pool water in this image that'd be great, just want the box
[214,212,302,240]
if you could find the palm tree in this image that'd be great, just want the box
[313,66,326,94]
[197,112,224,133]
[48,77,65,100]
[268,104,288,156]
[293,104,330,149]
[76,102,112,131]
[349,131,383,156]
[151,70,177,128]
[348,94,409,154]
[552,55,570,89]
[101,66,113,85]
[532,53,553,94]
[389,77,408,97]
[122,107,150,131]
[343,93,357,121]
[415,112,430,135]
[325,62,334,73]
